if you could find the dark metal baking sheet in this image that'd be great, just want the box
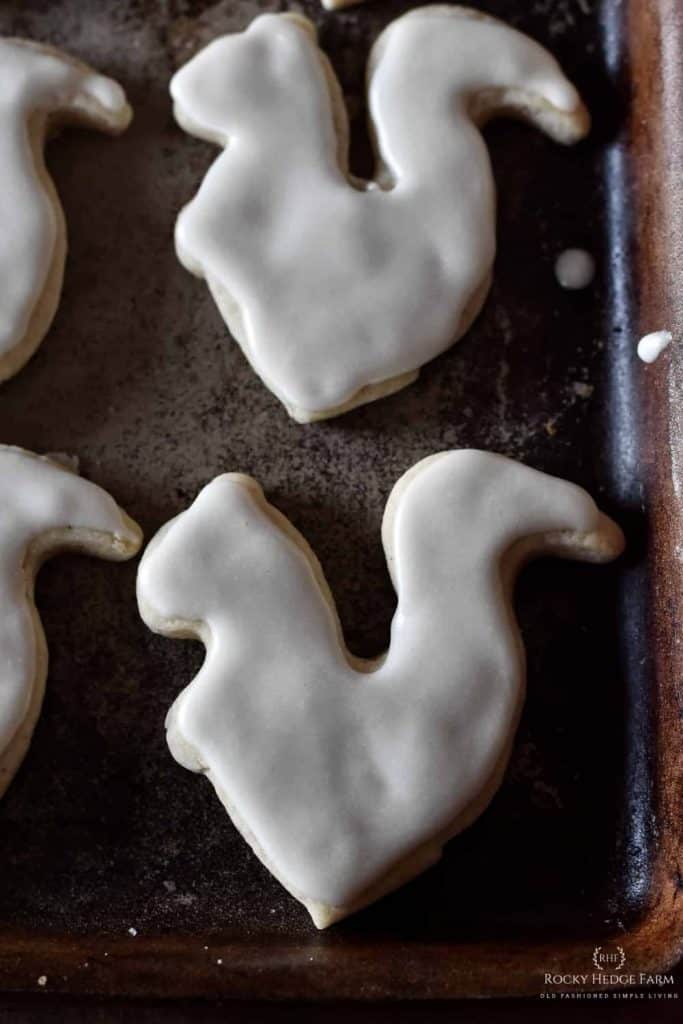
[0,0,680,1001]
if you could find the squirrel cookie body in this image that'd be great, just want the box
[0,39,131,382]
[171,7,588,421]
[0,447,141,799]
[137,451,623,927]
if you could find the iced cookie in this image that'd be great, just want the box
[170,7,589,421]
[0,39,132,383]
[0,447,142,799]
[137,450,623,927]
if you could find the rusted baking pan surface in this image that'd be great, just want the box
[0,0,679,1000]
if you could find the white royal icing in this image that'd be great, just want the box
[171,7,588,421]
[0,39,131,380]
[637,329,672,364]
[137,450,623,924]
[554,248,595,290]
[0,447,141,793]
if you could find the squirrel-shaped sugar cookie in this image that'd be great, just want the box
[137,451,623,927]
[0,39,131,383]
[0,447,141,799]
[171,7,589,421]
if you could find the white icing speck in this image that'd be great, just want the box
[637,330,672,364]
[37,975,47,987]
[137,451,623,924]
[127,927,138,936]
[554,248,595,289]
[171,9,587,420]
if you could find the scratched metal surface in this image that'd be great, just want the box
[0,0,655,1001]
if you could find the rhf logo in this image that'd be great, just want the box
[592,945,626,972]
[542,942,676,995]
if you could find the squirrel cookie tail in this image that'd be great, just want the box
[0,39,131,382]
[0,447,141,800]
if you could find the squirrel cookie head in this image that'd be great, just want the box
[171,15,319,141]
[137,473,263,629]
[138,452,622,927]
[171,7,589,421]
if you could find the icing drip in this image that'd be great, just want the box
[554,248,595,290]
[637,330,672,364]
[171,8,589,421]
[0,39,131,380]
[137,450,623,925]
